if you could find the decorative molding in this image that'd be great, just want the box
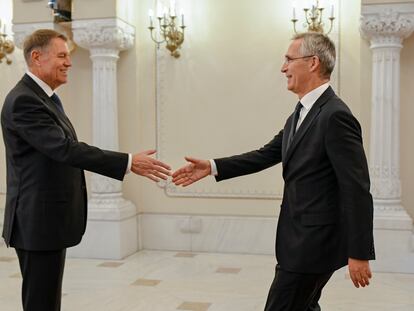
[371,178,401,199]
[72,18,135,51]
[360,3,414,47]
[164,180,283,199]
[13,22,55,49]
[139,212,414,272]
[153,10,283,199]
[154,5,341,199]
[360,3,413,233]
[68,18,138,259]
[154,49,275,199]
[72,19,135,207]
[140,213,277,255]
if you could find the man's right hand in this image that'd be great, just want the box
[131,150,171,182]
[172,157,211,186]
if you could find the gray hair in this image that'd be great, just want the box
[23,29,67,66]
[293,32,336,79]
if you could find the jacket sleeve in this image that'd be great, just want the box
[8,94,128,181]
[214,130,283,182]
[325,110,375,260]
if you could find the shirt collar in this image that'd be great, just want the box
[26,71,55,97]
[299,82,330,111]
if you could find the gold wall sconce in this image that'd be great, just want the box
[291,0,335,35]
[148,1,186,58]
[0,19,14,65]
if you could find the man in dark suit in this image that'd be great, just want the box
[1,29,171,311]
[172,32,375,310]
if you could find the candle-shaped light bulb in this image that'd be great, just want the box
[292,2,297,20]
[157,3,163,18]
[148,9,154,27]
[330,3,334,18]
[170,0,176,16]
[180,9,185,26]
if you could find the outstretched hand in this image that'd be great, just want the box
[131,150,171,182]
[172,157,211,186]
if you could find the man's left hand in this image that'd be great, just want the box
[348,258,372,288]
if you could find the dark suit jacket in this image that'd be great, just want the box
[214,86,375,274]
[1,74,129,251]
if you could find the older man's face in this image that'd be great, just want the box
[35,38,71,90]
[281,39,314,98]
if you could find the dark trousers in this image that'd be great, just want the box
[264,265,333,311]
[15,248,67,311]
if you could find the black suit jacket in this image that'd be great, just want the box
[214,87,375,273]
[1,74,129,251]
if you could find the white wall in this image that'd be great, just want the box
[2,0,413,251]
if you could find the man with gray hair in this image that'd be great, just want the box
[1,29,171,311]
[172,32,375,310]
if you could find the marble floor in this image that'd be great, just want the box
[1,242,414,311]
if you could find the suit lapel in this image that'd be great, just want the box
[21,74,78,140]
[45,96,78,140]
[283,86,335,166]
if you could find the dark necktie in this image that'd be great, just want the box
[50,93,65,114]
[287,101,303,150]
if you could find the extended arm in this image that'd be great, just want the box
[6,95,170,181]
[172,130,284,186]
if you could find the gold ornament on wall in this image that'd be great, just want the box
[291,0,335,35]
[148,0,186,58]
[0,19,14,65]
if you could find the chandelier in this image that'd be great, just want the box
[0,19,14,65]
[148,1,186,58]
[291,0,335,35]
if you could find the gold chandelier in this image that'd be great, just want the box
[148,1,186,58]
[0,19,14,65]
[291,0,335,35]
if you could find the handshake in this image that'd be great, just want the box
[132,150,210,186]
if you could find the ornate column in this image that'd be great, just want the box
[72,18,134,211]
[69,18,137,259]
[361,4,414,227]
[361,3,414,273]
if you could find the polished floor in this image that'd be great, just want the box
[1,241,414,311]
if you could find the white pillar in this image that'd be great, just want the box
[69,18,138,259]
[361,3,414,272]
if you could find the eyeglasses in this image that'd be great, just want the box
[283,55,314,65]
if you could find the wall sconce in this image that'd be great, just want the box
[0,19,14,65]
[291,0,335,34]
[148,1,186,58]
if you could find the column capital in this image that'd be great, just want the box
[360,3,414,48]
[12,22,62,49]
[72,18,135,53]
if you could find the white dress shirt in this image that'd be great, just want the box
[26,71,132,174]
[209,82,331,176]
[295,82,330,130]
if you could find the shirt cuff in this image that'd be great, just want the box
[209,159,218,176]
[125,153,132,175]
